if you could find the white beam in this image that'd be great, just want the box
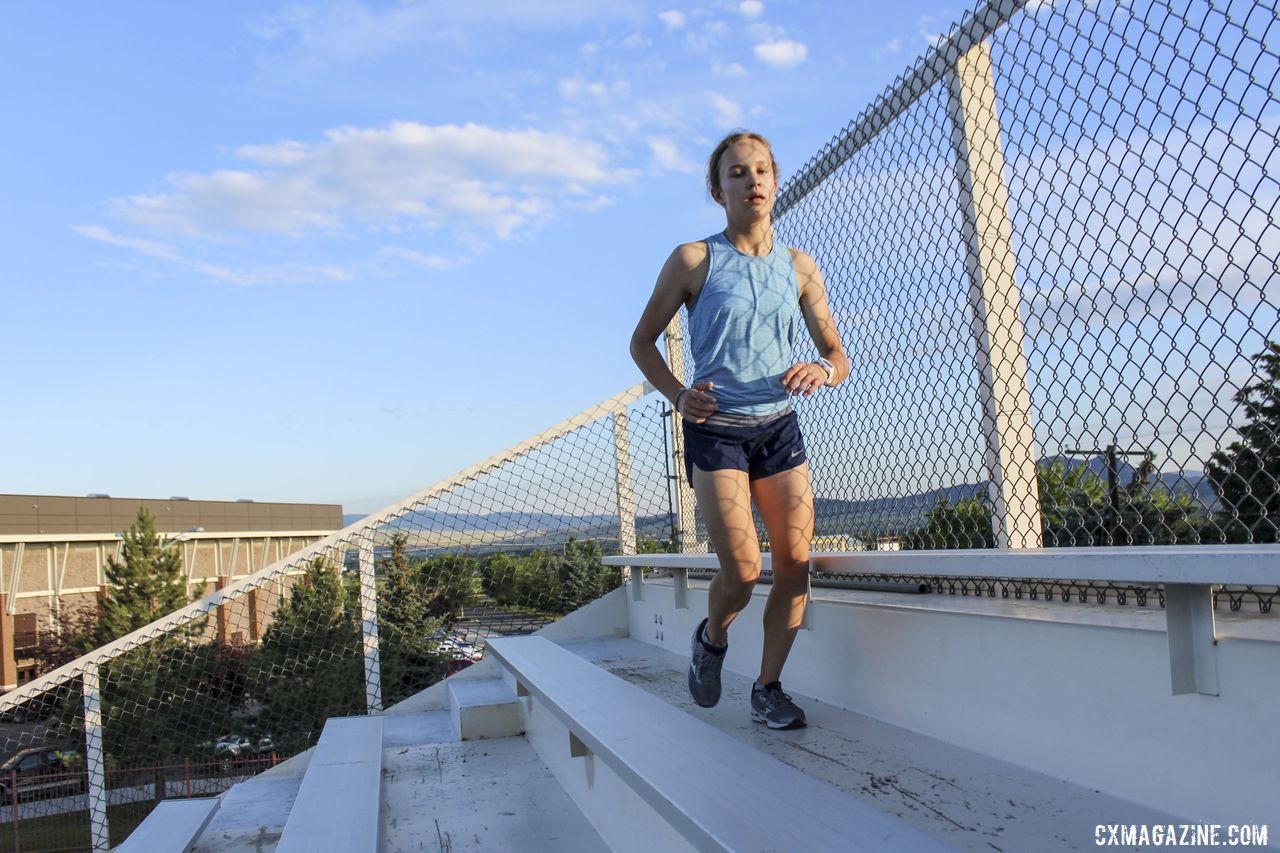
[948,37,1042,549]
[83,667,109,852]
[1165,583,1219,697]
[6,544,24,615]
[357,540,382,715]
[613,411,637,560]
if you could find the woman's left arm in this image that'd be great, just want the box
[781,248,849,395]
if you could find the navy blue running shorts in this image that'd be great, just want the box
[682,410,807,482]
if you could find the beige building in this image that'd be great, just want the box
[0,494,343,692]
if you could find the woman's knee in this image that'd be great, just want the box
[769,556,810,590]
[714,561,762,592]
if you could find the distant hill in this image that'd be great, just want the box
[337,458,1220,545]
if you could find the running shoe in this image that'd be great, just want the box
[687,618,726,708]
[750,681,807,729]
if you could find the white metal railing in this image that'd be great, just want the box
[604,546,1280,697]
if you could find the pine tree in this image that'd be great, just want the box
[1037,458,1107,546]
[378,534,446,705]
[1207,341,1280,542]
[903,497,994,549]
[253,557,364,754]
[96,508,190,645]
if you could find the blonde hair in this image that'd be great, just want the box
[706,131,780,200]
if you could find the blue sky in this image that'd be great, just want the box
[2,0,976,513]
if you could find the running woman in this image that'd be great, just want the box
[629,131,848,729]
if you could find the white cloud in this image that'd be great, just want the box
[74,224,356,285]
[252,1,640,62]
[738,1,764,17]
[754,39,807,69]
[659,10,687,30]
[709,93,744,128]
[714,62,749,78]
[111,122,615,242]
[747,22,783,41]
[378,246,462,270]
[914,14,953,49]
[684,19,728,53]
[558,77,630,100]
[647,137,695,173]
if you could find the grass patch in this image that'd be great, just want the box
[0,801,161,852]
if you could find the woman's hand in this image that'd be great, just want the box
[677,381,718,423]
[782,362,829,397]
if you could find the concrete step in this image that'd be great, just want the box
[276,716,384,853]
[380,736,608,852]
[446,678,522,741]
[488,635,943,852]
[566,635,1192,852]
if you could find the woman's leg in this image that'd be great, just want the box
[690,465,760,646]
[750,463,814,685]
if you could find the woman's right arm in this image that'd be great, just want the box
[629,242,717,423]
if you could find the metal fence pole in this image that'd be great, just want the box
[357,541,382,715]
[664,315,700,553]
[947,37,1043,549]
[613,411,639,597]
[82,666,109,852]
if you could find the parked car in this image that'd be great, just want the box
[213,736,253,759]
[197,733,277,771]
[0,747,82,805]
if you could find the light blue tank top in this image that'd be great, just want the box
[688,232,801,416]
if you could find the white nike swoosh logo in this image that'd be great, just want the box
[790,450,802,458]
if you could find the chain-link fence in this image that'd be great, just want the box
[0,384,678,851]
[667,0,1279,559]
[2,0,1278,848]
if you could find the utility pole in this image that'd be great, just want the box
[658,402,678,550]
[1062,443,1153,545]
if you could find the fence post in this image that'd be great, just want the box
[946,37,1043,549]
[664,315,701,553]
[82,666,109,852]
[357,540,383,715]
[612,410,640,597]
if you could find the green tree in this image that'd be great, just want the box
[637,536,677,554]
[253,558,364,754]
[378,535,447,705]
[554,539,621,611]
[1038,459,1107,546]
[96,508,191,645]
[1207,341,1280,542]
[417,553,478,620]
[903,497,993,550]
[1115,455,1212,545]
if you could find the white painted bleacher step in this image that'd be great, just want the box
[276,715,384,853]
[487,635,948,852]
[117,797,219,853]
[186,703,607,852]
[447,677,522,740]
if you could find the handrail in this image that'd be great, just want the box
[604,545,1280,586]
[604,546,1280,698]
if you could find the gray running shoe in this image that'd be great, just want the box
[750,681,807,729]
[687,618,726,708]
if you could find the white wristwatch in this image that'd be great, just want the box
[816,356,836,386]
